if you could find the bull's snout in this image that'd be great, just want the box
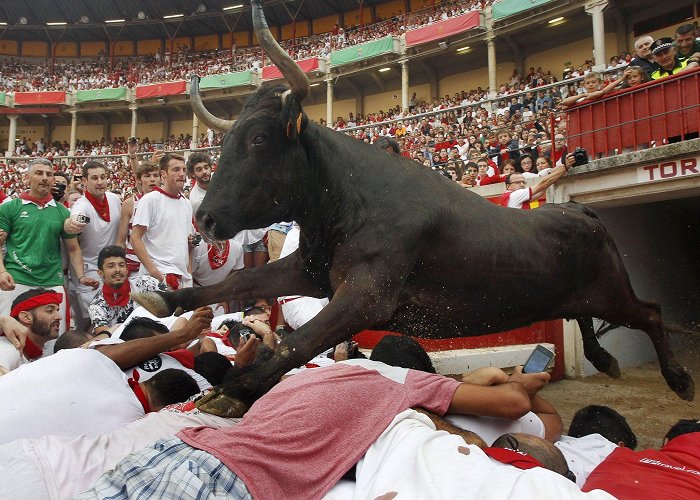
[198,212,218,242]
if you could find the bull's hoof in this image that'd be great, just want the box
[603,357,621,379]
[131,292,173,318]
[665,369,695,401]
[195,389,250,418]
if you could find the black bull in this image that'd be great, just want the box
[133,88,694,416]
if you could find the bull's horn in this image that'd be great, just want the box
[189,75,236,132]
[252,0,309,101]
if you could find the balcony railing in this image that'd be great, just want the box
[567,67,700,157]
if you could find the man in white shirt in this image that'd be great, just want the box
[131,153,194,290]
[0,306,213,444]
[70,161,122,328]
[191,238,244,287]
[500,154,575,209]
[0,289,61,374]
[186,152,212,215]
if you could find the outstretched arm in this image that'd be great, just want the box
[530,153,575,200]
[94,307,213,369]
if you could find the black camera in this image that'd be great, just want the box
[572,147,589,166]
[191,234,202,246]
[51,182,66,202]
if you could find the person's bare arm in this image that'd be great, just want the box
[530,153,575,200]
[0,230,15,291]
[93,306,213,369]
[64,237,99,289]
[130,224,164,283]
[0,316,28,351]
[448,381,531,420]
[115,197,134,247]
[127,140,139,179]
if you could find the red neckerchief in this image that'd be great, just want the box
[1,333,43,360]
[127,369,151,413]
[102,279,131,307]
[22,338,43,360]
[483,447,545,470]
[84,190,111,222]
[152,186,183,199]
[206,331,234,348]
[208,241,230,270]
[19,191,53,208]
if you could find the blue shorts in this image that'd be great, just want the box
[242,239,267,253]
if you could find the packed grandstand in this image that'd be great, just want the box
[0,0,699,498]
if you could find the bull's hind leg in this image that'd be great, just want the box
[577,317,621,379]
[606,299,695,401]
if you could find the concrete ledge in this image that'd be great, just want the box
[571,138,700,176]
[428,343,554,375]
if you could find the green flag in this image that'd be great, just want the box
[76,87,127,102]
[199,71,254,90]
[331,37,396,66]
[492,0,554,20]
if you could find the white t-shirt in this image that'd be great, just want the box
[0,349,145,444]
[125,351,211,392]
[350,409,616,500]
[0,406,237,500]
[278,224,329,329]
[0,336,26,373]
[555,434,618,487]
[189,182,207,215]
[70,192,122,273]
[504,187,533,209]
[133,189,193,279]
[111,306,195,339]
[192,239,244,287]
[446,411,545,446]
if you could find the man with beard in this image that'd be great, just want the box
[0,159,95,334]
[186,152,212,214]
[70,162,121,329]
[0,289,62,374]
[89,246,162,335]
[131,153,195,290]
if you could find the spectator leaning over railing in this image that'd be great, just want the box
[501,153,576,209]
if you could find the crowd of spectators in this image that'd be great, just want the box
[0,16,697,197]
[0,0,486,93]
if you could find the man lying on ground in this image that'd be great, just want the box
[0,307,215,444]
[78,355,535,499]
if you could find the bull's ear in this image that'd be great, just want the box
[282,93,308,142]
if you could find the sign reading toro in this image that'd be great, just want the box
[638,155,700,182]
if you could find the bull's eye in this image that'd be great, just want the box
[252,134,267,146]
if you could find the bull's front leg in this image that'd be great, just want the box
[131,250,323,317]
[197,267,404,417]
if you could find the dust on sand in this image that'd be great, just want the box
[542,334,699,449]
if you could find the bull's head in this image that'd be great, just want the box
[191,0,311,242]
